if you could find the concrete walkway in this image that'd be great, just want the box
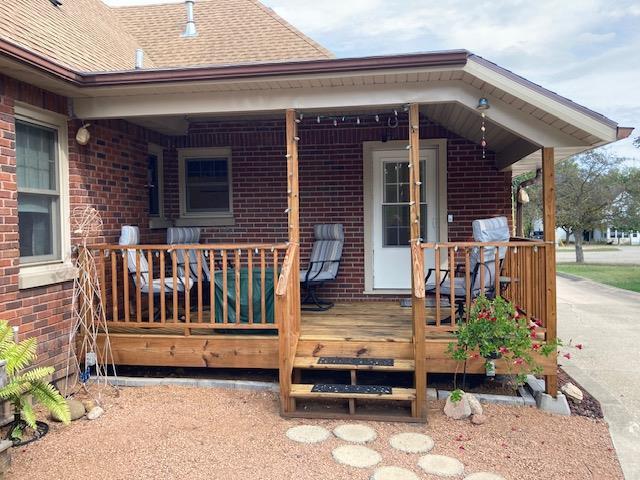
[557,275,640,479]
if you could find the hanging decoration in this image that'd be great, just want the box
[476,97,490,159]
[299,106,410,128]
[64,206,118,402]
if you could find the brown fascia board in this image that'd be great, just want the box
[0,38,469,87]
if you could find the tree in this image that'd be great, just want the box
[556,151,624,262]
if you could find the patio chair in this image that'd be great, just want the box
[425,216,509,321]
[119,225,190,319]
[300,224,344,311]
[167,227,211,308]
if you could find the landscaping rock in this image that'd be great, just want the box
[81,399,97,412]
[86,406,104,420]
[389,432,434,453]
[333,424,377,443]
[371,466,419,480]
[286,425,330,444]
[444,393,471,420]
[418,454,465,477]
[466,393,483,415]
[471,414,488,425]
[52,399,84,422]
[561,382,584,404]
[332,445,381,468]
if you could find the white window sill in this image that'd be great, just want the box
[175,216,235,227]
[19,261,77,289]
[149,217,172,229]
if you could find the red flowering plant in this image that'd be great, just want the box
[447,295,560,390]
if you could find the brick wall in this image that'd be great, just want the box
[0,74,166,378]
[165,116,512,301]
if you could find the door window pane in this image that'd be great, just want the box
[148,153,160,215]
[185,158,230,213]
[382,160,429,247]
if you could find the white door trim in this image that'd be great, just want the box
[363,139,448,294]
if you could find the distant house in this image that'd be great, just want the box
[0,0,632,421]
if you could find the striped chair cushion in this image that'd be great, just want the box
[302,224,344,281]
[166,227,209,281]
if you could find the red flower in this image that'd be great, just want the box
[499,346,509,354]
[575,343,583,350]
[532,344,541,351]
[563,353,571,360]
[490,316,497,322]
[472,353,480,359]
[513,357,524,366]
[534,319,543,327]
[530,331,538,339]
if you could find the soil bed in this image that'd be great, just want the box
[8,385,622,480]
[558,368,604,419]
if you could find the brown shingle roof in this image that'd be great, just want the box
[111,0,333,68]
[0,0,154,72]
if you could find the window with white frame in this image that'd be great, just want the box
[14,104,73,289]
[16,120,62,262]
[178,148,233,224]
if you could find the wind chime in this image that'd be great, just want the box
[64,206,118,398]
[476,97,490,158]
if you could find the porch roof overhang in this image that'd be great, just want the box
[0,39,632,174]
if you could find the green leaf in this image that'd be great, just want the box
[20,400,37,430]
[31,381,70,425]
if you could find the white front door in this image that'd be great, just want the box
[372,148,439,290]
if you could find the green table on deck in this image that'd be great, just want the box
[212,267,277,328]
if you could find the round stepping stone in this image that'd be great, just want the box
[389,432,434,453]
[332,445,382,468]
[286,425,330,444]
[418,454,464,477]
[333,423,377,443]
[372,466,419,480]
[464,474,506,480]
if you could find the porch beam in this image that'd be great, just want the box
[409,103,427,420]
[542,147,558,397]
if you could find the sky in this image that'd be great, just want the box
[105,0,640,163]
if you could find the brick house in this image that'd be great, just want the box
[0,0,631,420]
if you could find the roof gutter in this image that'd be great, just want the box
[0,39,469,88]
[616,126,634,141]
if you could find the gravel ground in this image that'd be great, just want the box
[8,386,623,480]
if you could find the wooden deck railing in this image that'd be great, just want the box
[92,242,288,332]
[418,239,551,333]
[275,243,300,413]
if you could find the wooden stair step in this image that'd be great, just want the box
[290,384,416,401]
[294,356,415,371]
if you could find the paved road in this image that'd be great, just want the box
[557,245,640,265]
[557,275,640,479]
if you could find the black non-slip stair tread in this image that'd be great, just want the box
[293,357,415,371]
[289,384,416,400]
[311,384,392,394]
[317,357,394,366]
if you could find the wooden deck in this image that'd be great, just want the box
[98,300,553,376]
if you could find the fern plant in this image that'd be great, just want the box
[0,321,70,441]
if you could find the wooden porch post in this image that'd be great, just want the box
[278,109,301,414]
[409,103,427,420]
[542,147,558,396]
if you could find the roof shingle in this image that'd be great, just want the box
[111,0,333,68]
[0,0,153,72]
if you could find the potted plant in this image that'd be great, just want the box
[447,295,559,391]
[0,321,70,445]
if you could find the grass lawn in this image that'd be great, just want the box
[557,263,640,293]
